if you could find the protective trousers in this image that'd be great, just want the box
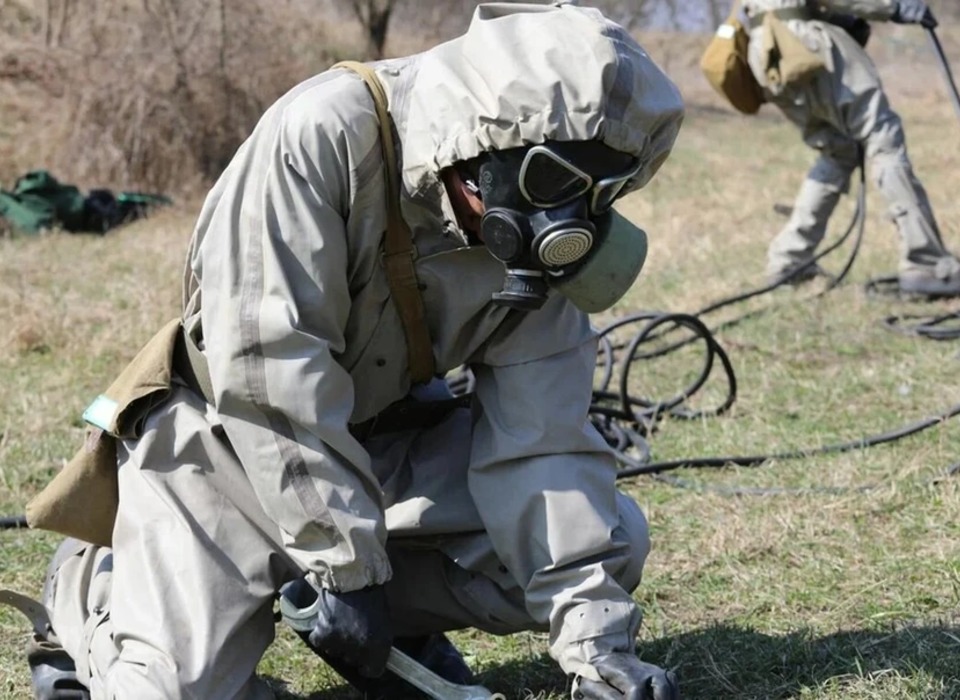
[763,25,959,279]
[42,386,649,700]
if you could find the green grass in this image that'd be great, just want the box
[3,82,960,699]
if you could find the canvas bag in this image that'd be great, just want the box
[699,1,765,114]
[25,318,183,546]
[761,11,825,90]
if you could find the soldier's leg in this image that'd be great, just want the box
[374,407,649,639]
[384,492,649,640]
[865,112,960,281]
[825,38,960,293]
[767,141,860,281]
[44,386,298,700]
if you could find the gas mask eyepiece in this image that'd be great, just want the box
[471,141,644,312]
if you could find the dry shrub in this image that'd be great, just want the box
[0,0,365,195]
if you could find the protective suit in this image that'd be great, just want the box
[39,3,684,698]
[742,0,960,288]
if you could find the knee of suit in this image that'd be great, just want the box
[42,537,93,609]
[611,493,650,594]
[871,149,913,188]
[808,155,858,194]
[864,116,907,163]
[102,657,183,700]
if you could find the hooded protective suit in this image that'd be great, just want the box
[742,0,960,283]
[41,3,684,698]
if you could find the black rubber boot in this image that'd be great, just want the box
[304,632,474,699]
[899,269,960,298]
[768,262,831,288]
[27,637,90,700]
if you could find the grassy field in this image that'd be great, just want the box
[3,40,960,700]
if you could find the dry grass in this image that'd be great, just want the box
[3,19,960,700]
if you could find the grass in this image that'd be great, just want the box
[3,49,960,700]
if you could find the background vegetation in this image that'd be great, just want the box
[2,1,960,698]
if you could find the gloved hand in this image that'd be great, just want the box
[281,577,393,678]
[572,653,680,700]
[893,0,938,28]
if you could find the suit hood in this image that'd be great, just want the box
[384,2,685,212]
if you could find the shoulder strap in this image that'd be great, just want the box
[333,60,436,384]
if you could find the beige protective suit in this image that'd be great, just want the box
[42,3,684,698]
[743,0,960,281]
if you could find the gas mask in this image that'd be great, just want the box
[464,141,649,312]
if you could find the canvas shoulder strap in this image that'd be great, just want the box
[333,60,436,384]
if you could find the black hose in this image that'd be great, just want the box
[610,402,960,479]
[587,158,958,491]
[635,154,866,356]
[1,515,28,530]
[927,27,960,126]
[882,310,960,341]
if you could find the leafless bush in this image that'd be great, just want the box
[0,0,364,194]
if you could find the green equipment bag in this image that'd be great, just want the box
[0,170,172,236]
[0,189,54,234]
[1,170,87,234]
[700,1,765,115]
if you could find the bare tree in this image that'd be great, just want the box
[348,0,398,60]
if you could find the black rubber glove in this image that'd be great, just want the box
[893,0,938,28]
[282,577,392,678]
[573,653,680,700]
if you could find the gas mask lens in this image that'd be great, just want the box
[518,145,640,215]
[519,147,593,208]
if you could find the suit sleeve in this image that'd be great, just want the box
[193,79,391,592]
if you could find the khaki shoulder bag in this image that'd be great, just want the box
[761,11,825,90]
[700,0,765,115]
[26,318,183,546]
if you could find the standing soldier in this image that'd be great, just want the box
[743,0,960,295]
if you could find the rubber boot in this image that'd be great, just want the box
[768,261,831,288]
[27,636,90,700]
[899,262,960,298]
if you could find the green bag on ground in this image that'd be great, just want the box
[0,170,172,236]
[0,170,87,234]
